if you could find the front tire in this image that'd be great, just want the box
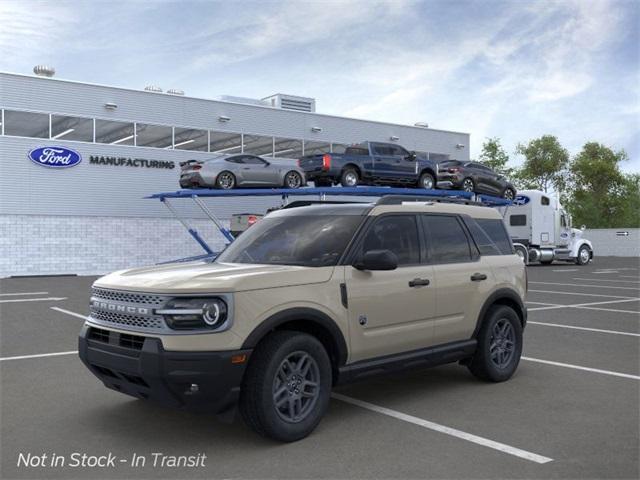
[239,331,332,442]
[284,171,303,189]
[503,188,516,200]
[216,171,236,189]
[418,172,436,190]
[467,306,522,382]
[576,245,591,265]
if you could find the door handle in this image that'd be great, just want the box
[409,278,430,287]
[470,273,487,282]
[242,167,251,170]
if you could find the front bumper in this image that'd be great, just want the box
[78,324,251,413]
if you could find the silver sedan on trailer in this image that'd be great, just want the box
[179,154,307,189]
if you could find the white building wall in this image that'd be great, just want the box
[0,215,229,278]
[584,228,640,257]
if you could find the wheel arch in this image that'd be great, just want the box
[342,163,362,177]
[241,307,348,384]
[419,167,436,179]
[472,288,526,338]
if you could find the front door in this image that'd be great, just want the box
[240,156,277,185]
[344,215,436,362]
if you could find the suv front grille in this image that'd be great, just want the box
[119,333,145,350]
[90,309,164,330]
[88,327,110,343]
[91,288,165,306]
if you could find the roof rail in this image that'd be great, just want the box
[376,194,485,206]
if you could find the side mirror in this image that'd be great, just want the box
[407,151,417,161]
[353,249,398,271]
[581,225,586,231]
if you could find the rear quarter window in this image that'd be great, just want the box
[510,215,527,226]
[345,147,369,156]
[466,218,514,255]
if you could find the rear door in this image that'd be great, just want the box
[421,214,493,344]
[345,214,436,362]
[370,143,396,180]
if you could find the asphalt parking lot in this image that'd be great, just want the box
[1,256,638,479]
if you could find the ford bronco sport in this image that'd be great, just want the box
[79,197,527,442]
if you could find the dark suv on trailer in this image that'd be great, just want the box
[437,160,516,200]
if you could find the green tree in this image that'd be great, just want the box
[565,142,638,228]
[515,135,569,193]
[479,137,511,174]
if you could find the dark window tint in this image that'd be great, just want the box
[345,147,369,156]
[510,215,527,226]
[225,156,244,164]
[242,156,266,165]
[476,219,513,255]
[372,144,394,156]
[423,215,471,263]
[541,196,550,205]
[361,216,420,265]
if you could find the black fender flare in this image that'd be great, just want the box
[241,307,348,366]
[472,288,527,338]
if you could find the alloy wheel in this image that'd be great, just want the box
[272,351,321,423]
[462,179,474,192]
[504,189,515,200]
[286,172,302,189]
[218,172,235,189]
[489,319,516,369]
[344,172,358,186]
[421,175,434,189]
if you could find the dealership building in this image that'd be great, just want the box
[0,69,470,277]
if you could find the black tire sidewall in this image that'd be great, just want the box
[473,306,522,382]
[252,333,332,442]
[340,168,358,187]
[284,171,302,189]
[216,171,235,189]
[419,173,435,189]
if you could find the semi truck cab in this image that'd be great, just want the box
[503,190,593,265]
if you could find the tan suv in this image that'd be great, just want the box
[79,197,527,442]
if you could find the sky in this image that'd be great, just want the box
[1,0,638,172]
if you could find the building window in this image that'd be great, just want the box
[173,127,208,151]
[95,119,135,145]
[3,110,49,138]
[210,131,243,154]
[303,141,331,155]
[273,137,303,159]
[135,123,173,148]
[51,114,93,142]
[244,134,274,156]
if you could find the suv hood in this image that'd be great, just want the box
[94,261,334,294]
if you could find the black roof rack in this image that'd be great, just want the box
[376,194,486,206]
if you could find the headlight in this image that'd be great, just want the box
[157,297,228,331]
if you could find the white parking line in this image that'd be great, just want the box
[552,269,579,272]
[528,298,640,312]
[0,297,68,304]
[576,306,640,315]
[332,393,553,464]
[529,289,637,299]
[522,357,640,381]
[620,275,640,279]
[526,301,558,306]
[528,321,640,337]
[593,271,619,274]
[529,281,640,291]
[51,307,88,320]
[572,278,640,284]
[0,351,77,362]
[0,291,49,296]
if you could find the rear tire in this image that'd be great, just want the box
[467,306,522,382]
[340,168,359,187]
[239,331,332,442]
[418,172,436,190]
[503,188,516,200]
[216,171,236,189]
[462,177,475,192]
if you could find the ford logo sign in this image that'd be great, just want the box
[28,146,82,168]
[513,195,530,206]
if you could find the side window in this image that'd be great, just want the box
[226,156,244,164]
[390,145,410,157]
[422,215,472,263]
[561,214,567,227]
[242,156,267,165]
[361,216,420,266]
[475,218,514,255]
[541,196,550,206]
[510,215,527,226]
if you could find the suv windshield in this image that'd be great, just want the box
[216,215,363,267]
